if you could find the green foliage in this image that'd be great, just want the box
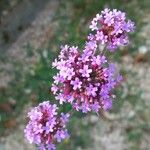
[127,128,142,141]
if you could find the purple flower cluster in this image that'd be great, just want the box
[24,8,135,149]
[52,45,122,113]
[24,101,69,150]
[89,8,135,50]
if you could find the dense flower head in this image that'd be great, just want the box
[24,101,70,150]
[52,45,122,113]
[89,8,135,50]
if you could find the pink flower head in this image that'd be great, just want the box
[89,8,135,51]
[52,45,122,113]
[24,101,70,150]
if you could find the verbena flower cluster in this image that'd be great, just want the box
[24,101,69,150]
[24,8,134,149]
[51,45,122,113]
[89,8,134,50]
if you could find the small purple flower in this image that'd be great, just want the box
[95,31,108,44]
[84,40,97,52]
[53,74,64,84]
[70,77,82,90]
[69,46,78,53]
[86,84,98,97]
[67,68,75,80]
[51,84,58,94]
[91,102,101,112]
[79,65,92,78]
[102,99,112,110]
[60,113,70,124]
[92,55,107,65]
[44,118,56,133]
[81,103,91,113]
[39,144,46,150]
[47,144,56,150]
[59,45,69,59]
[55,93,66,104]
[54,130,69,142]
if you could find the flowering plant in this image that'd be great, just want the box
[24,8,134,150]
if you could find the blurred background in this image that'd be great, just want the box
[0,0,150,150]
